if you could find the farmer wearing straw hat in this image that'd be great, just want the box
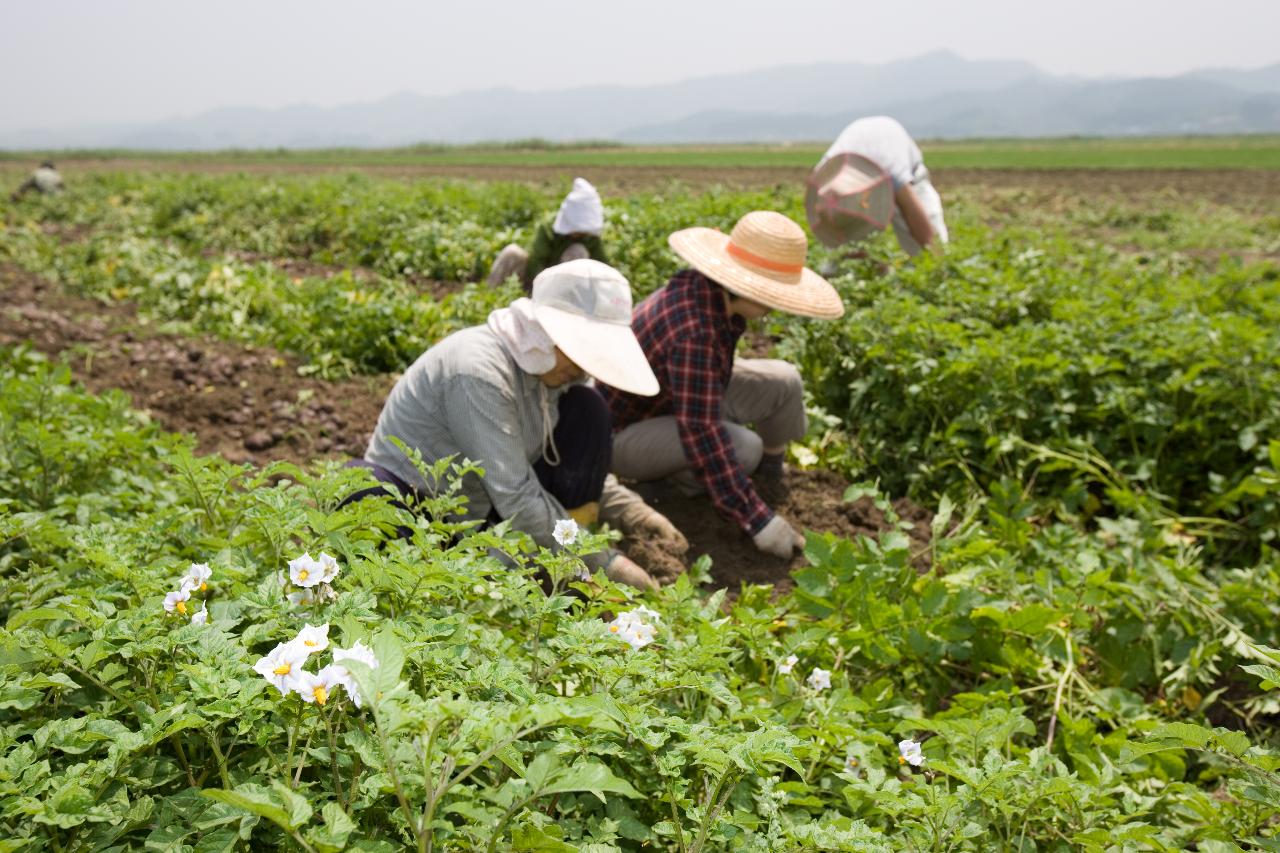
[599,211,844,560]
[357,259,687,590]
[806,116,948,257]
[487,178,610,292]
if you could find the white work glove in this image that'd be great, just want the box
[752,515,805,559]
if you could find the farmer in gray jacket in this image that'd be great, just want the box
[360,259,686,590]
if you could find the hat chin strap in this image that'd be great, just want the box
[725,242,804,275]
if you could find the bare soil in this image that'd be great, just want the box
[0,264,389,467]
[1,263,931,591]
[621,471,933,596]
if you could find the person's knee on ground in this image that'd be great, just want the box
[487,243,530,287]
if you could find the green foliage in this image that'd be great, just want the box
[783,223,1280,556]
[4,166,1280,849]
[4,135,1279,169]
[1,350,1279,850]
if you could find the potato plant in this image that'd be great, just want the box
[2,348,1279,851]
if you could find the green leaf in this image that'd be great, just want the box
[542,760,641,803]
[1242,663,1280,691]
[201,783,310,833]
[510,825,578,852]
[7,607,75,629]
[1148,722,1212,748]
[306,802,356,853]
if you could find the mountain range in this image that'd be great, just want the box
[4,51,1278,150]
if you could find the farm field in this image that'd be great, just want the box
[2,150,1280,850]
[4,135,1280,171]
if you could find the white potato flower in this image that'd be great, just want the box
[806,667,831,691]
[288,553,325,588]
[331,641,380,708]
[253,641,310,696]
[288,587,317,607]
[163,587,191,616]
[778,654,798,675]
[552,518,580,547]
[632,605,661,623]
[180,562,212,593]
[607,609,658,650]
[898,739,924,767]
[294,665,346,706]
[316,552,341,584]
[190,603,209,625]
[294,623,330,654]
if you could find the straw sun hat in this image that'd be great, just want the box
[804,153,895,249]
[668,211,844,320]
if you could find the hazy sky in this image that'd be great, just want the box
[3,0,1278,132]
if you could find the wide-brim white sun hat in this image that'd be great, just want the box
[804,153,894,249]
[668,210,844,320]
[531,258,659,396]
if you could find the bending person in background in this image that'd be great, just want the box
[805,116,947,258]
[599,211,844,561]
[357,259,682,590]
[10,160,64,201]
[487,178,609,293]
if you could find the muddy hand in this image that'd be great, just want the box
[604,553,659,591]
[599,476,689,554]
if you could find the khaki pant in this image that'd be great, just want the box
[486,242,590,288]
[611,358,806,491]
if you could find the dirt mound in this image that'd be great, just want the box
[1,263,929,592]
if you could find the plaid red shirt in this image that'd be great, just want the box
[600,269,773,535]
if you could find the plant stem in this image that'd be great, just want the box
[690,769,740,853]
[1045,634,1074,753]
[322,709,346,810]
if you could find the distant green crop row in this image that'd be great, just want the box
[2,134,1279,170]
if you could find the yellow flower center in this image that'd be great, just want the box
[313,686,327,705]
[200,582,208,591]
[304,639,318,647]
[273,662,292,676]
[898,756,906,765]
[176,600,187,615]
[609,625,620,633]
[297,569,309,581]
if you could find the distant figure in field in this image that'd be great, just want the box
[805,116,947,257]
[487,178,609,292]
[10,160,65,201]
